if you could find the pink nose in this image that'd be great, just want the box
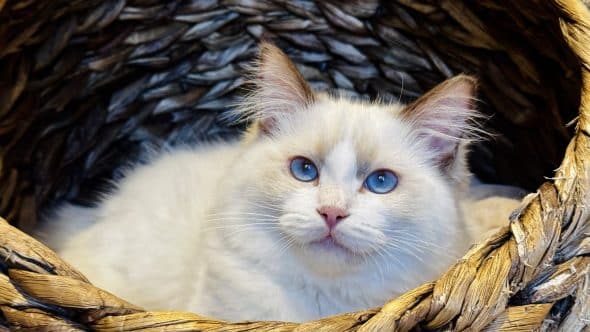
[317,206,349,229]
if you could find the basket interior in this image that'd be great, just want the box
[0,1,583,231]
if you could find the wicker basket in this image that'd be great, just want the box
[1,0,589,330]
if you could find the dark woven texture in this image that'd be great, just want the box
[0,1,582,231]
[2,1,590,331]
[0,0,580,229]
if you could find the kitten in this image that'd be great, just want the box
[39,43,489,322]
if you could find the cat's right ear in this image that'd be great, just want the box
[241,42,315,135]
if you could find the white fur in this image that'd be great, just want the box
[38,44,520,322]
[461,180,526,240]
[38,95,481,322]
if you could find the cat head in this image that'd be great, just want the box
[221,43,480,280]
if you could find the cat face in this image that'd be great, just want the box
[217,43,478,280]
[231,99,464,276]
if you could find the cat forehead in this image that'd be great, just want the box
[322,140,359,178]
[278,96,419,164]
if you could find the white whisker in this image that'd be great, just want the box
[206,212,279,219]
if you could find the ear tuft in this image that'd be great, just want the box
[236,42,315,135]
[402,75,484,184]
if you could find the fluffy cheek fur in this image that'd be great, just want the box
[374,175,466,265]
[277,177,463,265]
[279,187,326,243]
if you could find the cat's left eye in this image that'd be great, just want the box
[364,170,398,194]
[290,157,318,182]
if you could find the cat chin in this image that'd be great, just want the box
[291,239,370,276]
[308,236,354,256]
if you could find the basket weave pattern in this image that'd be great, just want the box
[1,0,590,330]
[0,0,583,231]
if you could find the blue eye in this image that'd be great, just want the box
[289,157,318,182]
[364,170,398,194]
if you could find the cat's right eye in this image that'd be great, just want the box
[289,157,318,182]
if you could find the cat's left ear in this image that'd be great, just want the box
[244,42,315,134]
[401,75,479,183]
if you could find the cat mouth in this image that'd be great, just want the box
[309,235,353,254]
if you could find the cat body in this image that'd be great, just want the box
[39,43,511,322]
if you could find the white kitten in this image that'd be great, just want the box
[39,43,490,322]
